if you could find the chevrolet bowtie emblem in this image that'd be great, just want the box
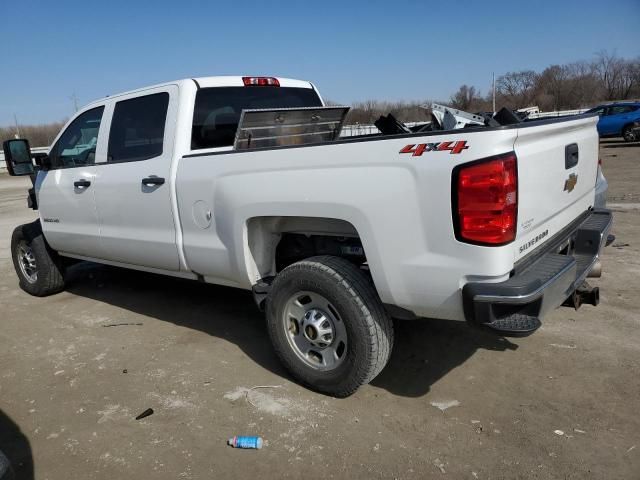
[564,173,578,193]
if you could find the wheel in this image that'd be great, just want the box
[11,221,65,296]
[622,125,637,142]
[266,256,393,397]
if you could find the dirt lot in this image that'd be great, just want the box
[0,139,639,479]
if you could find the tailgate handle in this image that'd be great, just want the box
[565,143,579,169]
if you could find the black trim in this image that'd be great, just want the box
[462,209,612,336]
[192,78,201,89]
[73,179,91,188]
[513,209,591,274]
[141,176,165,186]
[565,143,579,169]
[182,113,599,159]
[252,276,274,311]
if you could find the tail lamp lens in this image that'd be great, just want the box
[454,152,518,245]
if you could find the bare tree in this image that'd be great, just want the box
[496,70,539,108]
[450,85,481,110]
[342,100,433,125]
[620,58,640,99]
[0,121,66,147]
[592,50,635,100]
[563,61,601,107]
[536,65,572,110]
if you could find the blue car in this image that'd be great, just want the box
[585,102,640,142]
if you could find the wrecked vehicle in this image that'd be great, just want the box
[3,76,612,396]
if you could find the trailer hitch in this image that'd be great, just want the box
[562,281,600,310]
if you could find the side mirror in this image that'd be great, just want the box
[2,139,35,176]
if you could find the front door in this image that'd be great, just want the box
[36,106,105,257]
[92,86,180,271]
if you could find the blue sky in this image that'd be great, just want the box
[1,0,638,126]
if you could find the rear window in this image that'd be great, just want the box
[191,86,323,149]
[108,93,169,163]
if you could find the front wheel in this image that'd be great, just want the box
[11,221,65,296]
[622,125,637,142]
[266,256,393,397]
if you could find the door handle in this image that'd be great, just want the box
[74,179,91,188]
[142,177,165,187]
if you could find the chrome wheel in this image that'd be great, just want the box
[17,241,37,284]
[282,291,348,371]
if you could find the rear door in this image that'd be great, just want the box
[513,116,599,261]
[92,86,180,270]
[36,106,106,257]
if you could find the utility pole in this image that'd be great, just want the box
[492,72,496,113]
[70,92,79,112]
[13,113,20,138]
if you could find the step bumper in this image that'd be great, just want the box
[462,209,613,336]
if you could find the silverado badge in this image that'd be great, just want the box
[564,173,578,193]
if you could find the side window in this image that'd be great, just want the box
[108,93,169,163]
[609,105,633,115]
[48,107,104,169]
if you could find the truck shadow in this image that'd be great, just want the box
[371,317,518,397]
[0,408,33,480]
[65,262,517,399]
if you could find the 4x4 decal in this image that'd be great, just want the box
[400,140,469,156]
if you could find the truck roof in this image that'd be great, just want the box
[193,76,314,89]
[84,76,315,109]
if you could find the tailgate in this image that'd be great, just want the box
[513,115,599,261]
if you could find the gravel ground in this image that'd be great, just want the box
[0,139,638,479]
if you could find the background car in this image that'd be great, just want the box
[584,102,640,141]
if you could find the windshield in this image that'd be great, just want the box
[191,86,323,150]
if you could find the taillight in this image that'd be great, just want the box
[242,77,280,86]
[453,152,518,245]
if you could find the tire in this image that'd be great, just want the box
[11,221,65,297]
[622,125,637,142]
[266,255,393,397]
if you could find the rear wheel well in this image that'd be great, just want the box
[245,217,367,283]
[275,233,366,272]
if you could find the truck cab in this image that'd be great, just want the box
[28,77,324,271]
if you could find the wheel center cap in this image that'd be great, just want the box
[304,325,317,340]
[302,309,335,347]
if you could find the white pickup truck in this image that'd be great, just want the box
[3,76,612,397]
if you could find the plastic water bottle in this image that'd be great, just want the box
[227,436,263,449]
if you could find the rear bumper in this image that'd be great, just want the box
[462,209,613,336]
